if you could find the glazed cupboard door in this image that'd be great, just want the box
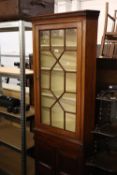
[34,22,82,139]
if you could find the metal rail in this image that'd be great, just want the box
[19,20,27,175]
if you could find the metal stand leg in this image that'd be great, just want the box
[19,20,27,175]
[0,47,3,94]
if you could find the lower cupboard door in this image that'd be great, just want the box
[56,151,84,175]
[36,161,55,175]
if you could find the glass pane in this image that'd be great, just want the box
[52,103,64,129]
[59,51,77,71]
[40,28,77,133]
[41,108,50,125]
[40,31,49,46]
[60,93,76,113]
[66,113,76,132]
[66,73,76,92]
[41,96,55,108]
[51,47,64,58]
[41,71,50,89]
[53,63,63,71]
[42,89,53,97]
[51,70,64,97]
[51,30,64,46]
[40,51,56,69]
[66,29,77,47]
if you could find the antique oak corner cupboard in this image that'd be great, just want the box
[32,11,99,175]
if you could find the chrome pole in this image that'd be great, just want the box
[19,20,27,175]
[0,46,3,94]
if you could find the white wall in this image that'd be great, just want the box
[54,0,80,13]
[0,31,32,56]
[55,0,117,44]
[0,0,116,57]
[80,0,117,44]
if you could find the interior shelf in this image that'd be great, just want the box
[42,91,76,102]
[0,122,34,151]
[86,151,117,173]
[0,145,34,175]
[0,67,34,77]
[40,46,77,51]
[41,67,77,73]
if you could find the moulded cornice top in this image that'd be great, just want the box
[31,10,100,22]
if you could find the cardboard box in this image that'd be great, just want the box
[0,0,54,21]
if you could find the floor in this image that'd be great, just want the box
[0,145,35,175]
[0,170,9,175]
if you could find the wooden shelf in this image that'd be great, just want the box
[0,67,33,77]
[0,122,34,151]
[2,83,29,93]
[92,123,117,138]
[0,145,34,175]
[86,151,117,173]
[106,32,117,40]
[96,96,117,102]
[2,83,30,104]
[0,106,34,120]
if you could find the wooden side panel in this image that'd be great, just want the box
[80,16,98,146]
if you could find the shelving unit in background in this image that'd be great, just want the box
[86,58,117,175]
[0,20,34,175]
